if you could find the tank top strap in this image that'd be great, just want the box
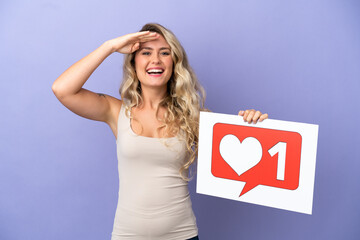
[117,100,132,140]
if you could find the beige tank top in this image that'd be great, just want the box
[111,102,198,240]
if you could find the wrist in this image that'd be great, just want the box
[101,40,116,54]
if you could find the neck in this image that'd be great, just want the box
[139,85,168,110]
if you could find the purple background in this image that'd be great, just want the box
[1,0,360,239]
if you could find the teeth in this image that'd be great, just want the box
[147,69,163,74]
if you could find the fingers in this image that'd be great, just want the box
[112,31,160,54]
[134,31,160,42]
[132,31,155,38]
[129,32,160,52]
[245,109,255,123]
[121,31,159,47]
[241,109,253,123]
[253,111,262,124]
[238,109,268,124]
[259,113,268,122]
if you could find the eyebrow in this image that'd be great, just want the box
[139,47,171,51]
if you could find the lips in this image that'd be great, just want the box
[146,67,164,75]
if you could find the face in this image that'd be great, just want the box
[134,34,173,90]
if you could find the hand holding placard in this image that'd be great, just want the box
[197,112,318,214]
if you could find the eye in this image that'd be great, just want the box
[142,51,151,55]
[161,52,170,56]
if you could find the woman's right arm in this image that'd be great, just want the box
[52,41,118,124]
[51,31,159,125]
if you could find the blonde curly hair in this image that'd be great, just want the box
[119,23,206,180]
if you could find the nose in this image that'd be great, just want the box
[151,53,161,64]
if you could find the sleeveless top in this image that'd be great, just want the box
[111,102,198,240]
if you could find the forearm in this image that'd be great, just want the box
[52,41,115,98]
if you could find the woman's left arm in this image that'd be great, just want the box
[238,109,268,124]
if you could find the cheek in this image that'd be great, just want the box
[134,58,145,75]
[167,59,174,74]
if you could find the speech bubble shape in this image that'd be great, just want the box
[211,123,302,197]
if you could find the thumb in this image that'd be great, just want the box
[131,42,140,52]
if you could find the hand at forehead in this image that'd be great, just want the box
[139,34,171,50]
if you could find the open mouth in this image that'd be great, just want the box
[146,68,164,76]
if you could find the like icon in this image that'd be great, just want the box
[211,123,302,196]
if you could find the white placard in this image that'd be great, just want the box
[196,111,319,214]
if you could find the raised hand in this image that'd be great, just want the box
[107,31,160,54]
[238,109,268,124]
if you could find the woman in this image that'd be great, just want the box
[52,23,268,240]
